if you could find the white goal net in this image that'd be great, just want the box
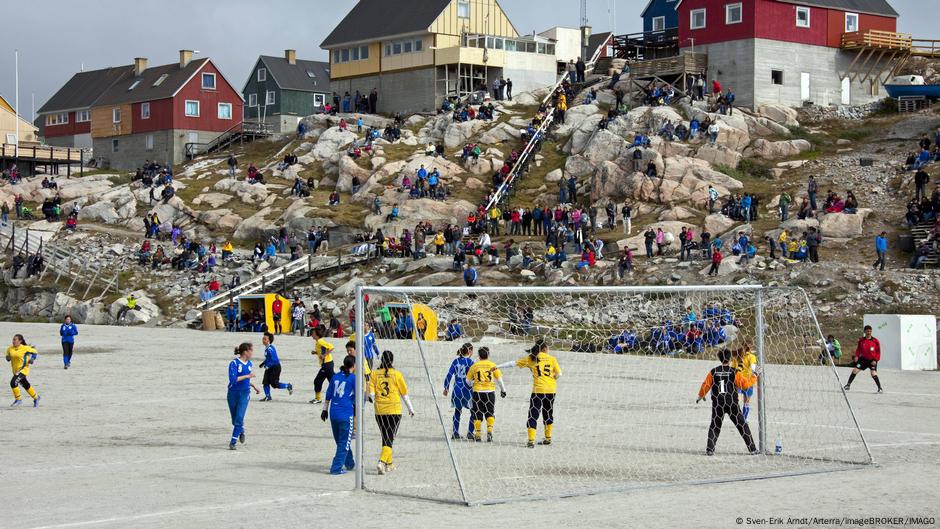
[351,286,871,505]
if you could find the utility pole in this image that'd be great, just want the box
[14,49,19,159]
[579,0,592,63]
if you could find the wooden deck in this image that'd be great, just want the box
[1,143,83,163]
[839,30,940,86]
[627,52,707,79]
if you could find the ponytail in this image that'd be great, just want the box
[340,354,356,374]
[234,342,252,356]
[458,342,473,357]
[380,350,394,375]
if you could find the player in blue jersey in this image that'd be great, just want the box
[228,342,260,450]
[361,321,379,370]
[259,332,292,401]
[59,315,78,369]
[443,343,476,440]
[321,355,357,474]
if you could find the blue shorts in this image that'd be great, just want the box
[739,387,754,398]
[451,393,472,410]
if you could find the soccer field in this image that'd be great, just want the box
[1,322,938,529]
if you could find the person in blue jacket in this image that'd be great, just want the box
[225,303,238,332]
[228,342,260,450]
[362,321,379,369]
[59,315,78,369]
[321,355,357,474]
[445,319,463,341]
[443,343,475,440]
[259,332,292,402]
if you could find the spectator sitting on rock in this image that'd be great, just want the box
[328,191,340,206]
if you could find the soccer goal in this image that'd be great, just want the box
[351,285,872,506]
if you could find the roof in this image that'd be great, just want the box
[320,0,452,48]
[93,58,211,107]
[640,0,676,18]
[36,65,133,114]
[588,32,613,56]
[776,0,898,17]
[256,56,331,93]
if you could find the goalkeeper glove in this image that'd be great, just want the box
[500,391,507,398]
[320,410,328,422]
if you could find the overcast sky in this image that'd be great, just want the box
[1,0,933,119]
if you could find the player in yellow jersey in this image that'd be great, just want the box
[497,338,561,447]
[368,350,415,475]
[465,347,506,442]
[310,325,335,404]
[6,334,40,407]
[731,345,758,421]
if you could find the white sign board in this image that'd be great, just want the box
[862,314,937,371]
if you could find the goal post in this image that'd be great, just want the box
[353,285,871,505]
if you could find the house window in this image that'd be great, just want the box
[360,46,369,59]
[111,139,119,153]
[128,79,141,91]
[457,0,470,18]
[726,3,742,25]
[414,39,423,52]
[202,73,216,90]
[771,70,784,85]
[845,12,859,32]
[341,49,350,62]
[46,112,69,126]
[335,50,343,62]
[314,94,325,107]
[385,44,392,56]
[393,42,402,55]
[404,41,413,53]
[144,134,154,151]
[141,102,151,119]
[184,100,200,117]
[112,108,121,123]
[248,93,258,107]
[796,6,811,28]
[352,47,360,60]
[691,8,707,30]
[218,102,233,120]
[266,91,276,105]
[652,16,666,32]
[257,68,267,82]
[75,110,90,123]
[153,74,168,87]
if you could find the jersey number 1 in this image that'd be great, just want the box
[718,380,726,394]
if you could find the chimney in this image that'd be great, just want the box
[134,57,148,77]
[179,49,194,68]
[285,49,297,65]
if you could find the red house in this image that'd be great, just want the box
[89,50,244,170]
[676,0,899,108]
[36,66,133,149]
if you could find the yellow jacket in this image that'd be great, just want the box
[7,345,38,376]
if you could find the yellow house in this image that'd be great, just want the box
[0,94,39,145]
[320,0,559,114]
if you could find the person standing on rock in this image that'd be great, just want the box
[60,315,78,370]
[644,228,655,258]
[873,231,888,271]
[807,176,818,211]
[227,154,238,178]
[778,191,792,221]
[806,227,821,263]
[622,201,633,235]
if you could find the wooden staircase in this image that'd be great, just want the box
[910,221,939,268]
[185,122,273,160]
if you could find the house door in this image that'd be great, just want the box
[800,72,811,101]
[841,77,851,105]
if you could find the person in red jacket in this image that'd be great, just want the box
[271,298,283,334]
[844,325,882,393]
[708,249,723,276]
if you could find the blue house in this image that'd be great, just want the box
[641,0,679,33]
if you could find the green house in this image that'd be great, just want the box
[242,49,331,133]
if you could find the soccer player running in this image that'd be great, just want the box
[310,325,335,404]
[60,315,78,369]
[844,325,883,393]
[7,334,40,407]
[227,342,260,450]
[466,347,506,442]
[696,349,758,456]
[730,345,758,421]
[369,350,415,474]
[496,338,561,448]
[321,355,357,475]
[443,343,476,440]
[259,332,293,402]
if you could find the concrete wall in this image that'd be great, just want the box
[330,68,438,115]
[503,51,559,95]
[93,129,225,171]
[691,38,886,110]
[540,27,582,63]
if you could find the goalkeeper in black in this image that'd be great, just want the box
[696,349,759,456]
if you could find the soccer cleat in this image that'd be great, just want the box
[239,432,245,444]
[538,439,552,446]
[377,461,387,475]
[64,365,69,370]
[229,442,237,451]
[526,441,535,448]
[474,435,482,443]
[330,469,348,475]
[467,432,475,441]
[310,398,322,404]
[11,399,22,407]
[486,432,493,443]
[843,384,851,391]
[750,449,761,455]
[876,388,883,394]
[385,463,395,473]
[287,384,294,396]
[451,432,461,440]
[33,396,40,408]
[705,450,714,456]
